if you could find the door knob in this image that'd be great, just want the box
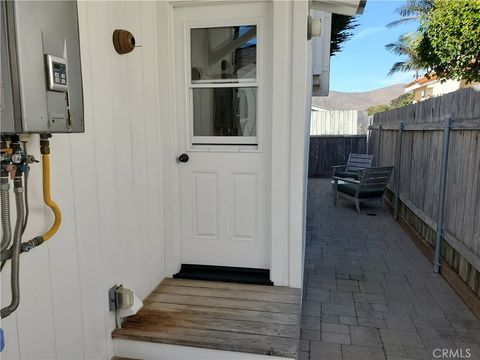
[178,153,189,163]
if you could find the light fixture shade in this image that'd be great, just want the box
[113,29,135,55]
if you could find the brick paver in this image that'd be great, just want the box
[300,179,480,360]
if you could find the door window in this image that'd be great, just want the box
[189,25,258,145]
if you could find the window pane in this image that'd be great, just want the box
[193,87,257,137]
[191,26,256,82]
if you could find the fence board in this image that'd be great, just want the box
[308,135,367,177]
[310,110,369,135]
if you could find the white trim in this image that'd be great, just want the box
[157,1,182,277]
[189,144,259,152]
[310,0,363,16]
[192,136,258,144]
[270,0,292,287]
[113,339,294,360]
[288,0,310,289]
[192,78,257,84]
[190,82,258,88]
[170,0,261,9]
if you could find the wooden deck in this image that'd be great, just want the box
[112,278,301,358]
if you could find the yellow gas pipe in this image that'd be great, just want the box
[40,136,61,241]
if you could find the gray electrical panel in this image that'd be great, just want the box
[1,0,84,134]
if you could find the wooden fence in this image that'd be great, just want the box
[310,110,369,135]
[308,135,367,177]
[369,88,480,307]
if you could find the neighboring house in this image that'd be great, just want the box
[405,74,480,102]
[310,109,369,135]
[0,1,364,359]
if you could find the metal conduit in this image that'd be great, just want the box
[1,177,12,252]
[1,176,24,319]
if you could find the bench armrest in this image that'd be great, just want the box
[331,165,346,177]
[332,177,360,184]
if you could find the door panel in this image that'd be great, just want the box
[174,2,272,269]
[231,173,257,241]
[193,172,219,239]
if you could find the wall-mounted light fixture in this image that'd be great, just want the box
[112,29,135,55]
[307,16,322,40]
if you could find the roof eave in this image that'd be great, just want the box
[311,0,366,16]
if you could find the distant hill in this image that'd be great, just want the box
[312,84,406,111]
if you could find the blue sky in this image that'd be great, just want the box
[330,0,419,92]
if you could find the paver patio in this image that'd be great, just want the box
[299,178,480,360]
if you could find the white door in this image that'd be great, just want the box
[173,2,272,269]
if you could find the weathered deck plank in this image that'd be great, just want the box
[142,302,300,325]
[154,284,300,304]
[112,278,301,358]
[161,277,299,294]
[147,292,300,314]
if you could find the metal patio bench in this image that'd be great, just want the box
[333,166,394,213]
[331,153,374,180]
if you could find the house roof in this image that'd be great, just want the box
[311,0,366,16]
[405,74,438,88]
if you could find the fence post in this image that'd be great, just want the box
[377,124,382,166]
[434,115,452,274]
[394,121,404,220]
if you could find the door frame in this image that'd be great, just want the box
[175,5,270,269]
[157,0,311,288]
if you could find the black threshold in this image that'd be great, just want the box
[173,264,273,286]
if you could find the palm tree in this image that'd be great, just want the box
[385,0,433,76]
[385,32,426,76]
[387,0,434,28]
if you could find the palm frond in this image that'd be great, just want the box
[388,61,414,76]
[386,16,419,28]
[385,41,410,56]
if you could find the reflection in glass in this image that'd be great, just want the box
[193,88,257,137]
[191,26,257,82]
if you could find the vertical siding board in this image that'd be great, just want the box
[3,2,166,358]
[2,310,21,360]
[0,163,45,360]
[72,2,109,358]
[108,1,136,292]
[86,3,119,358]
[69,99,109,360]
[140,1,166,290]
[47,135,86,359]
[14,137,57,359]
[125,1,151,299]
[0,274,21,359]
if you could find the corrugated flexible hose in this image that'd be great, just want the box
[41,154,61,241]
[1,179,24,319]
[0,179,12,252]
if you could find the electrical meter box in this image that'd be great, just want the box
[1,0,84,134]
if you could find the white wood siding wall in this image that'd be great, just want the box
[310,110,369,135]
[0,2,165,359]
